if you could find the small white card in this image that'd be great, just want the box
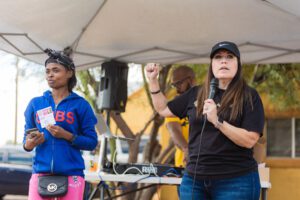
[37,106,56,128]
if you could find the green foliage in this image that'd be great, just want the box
[76,67,101,112]
[189,64,209,84]
[243,63,300,111]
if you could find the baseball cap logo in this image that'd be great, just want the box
[219,43,228,47]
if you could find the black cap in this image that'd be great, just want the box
[210,41,240,59]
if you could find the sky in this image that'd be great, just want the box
[0,51,143,146]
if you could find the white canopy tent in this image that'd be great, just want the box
[0,0,300,70]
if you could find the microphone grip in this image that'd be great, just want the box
[208,90,216,99]
[207,78,218,99]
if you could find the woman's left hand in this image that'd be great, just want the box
[203,99,218,125]
[46,124,69,139]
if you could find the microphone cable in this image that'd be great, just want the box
[191,116,208,200]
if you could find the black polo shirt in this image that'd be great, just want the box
[167,85,265,179]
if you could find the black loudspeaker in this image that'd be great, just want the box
[97,61,128,112]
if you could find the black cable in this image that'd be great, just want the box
[191,116,208,200]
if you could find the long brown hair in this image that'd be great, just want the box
[196,59,253,121]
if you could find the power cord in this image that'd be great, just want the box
[112,150,145,176]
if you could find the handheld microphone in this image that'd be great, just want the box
[204,78,218,120]
[208,78,219,99]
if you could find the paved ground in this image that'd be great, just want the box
[3,195,27,200]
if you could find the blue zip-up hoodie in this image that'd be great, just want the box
[23,90,98,177]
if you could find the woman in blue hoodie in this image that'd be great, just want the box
[23,49,98,200]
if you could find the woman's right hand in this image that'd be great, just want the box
[25,132,45,150]
[145,63,160,81]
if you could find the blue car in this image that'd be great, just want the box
[0,145,32,199]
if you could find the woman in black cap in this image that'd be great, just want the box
[23,49,98,200]
[145,41,264,200]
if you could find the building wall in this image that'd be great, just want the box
[266,160,300,200]
[159,185,179,200]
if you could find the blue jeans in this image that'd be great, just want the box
[179,171,260,200]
